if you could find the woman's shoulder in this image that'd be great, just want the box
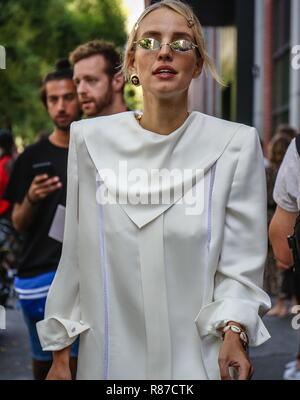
[70,112,134,145]
[197,112,255,133]
[71,112,132,131]
[195,112,259,147]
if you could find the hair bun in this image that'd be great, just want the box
[55,59,71,71]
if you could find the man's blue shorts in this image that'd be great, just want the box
[15,271,79,362]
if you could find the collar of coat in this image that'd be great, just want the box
[80,111,243,229]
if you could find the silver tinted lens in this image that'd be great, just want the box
[137,38,160,50]
[171,40,193,52]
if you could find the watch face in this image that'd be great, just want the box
[230,325,241,333]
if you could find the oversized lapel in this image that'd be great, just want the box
[81,111,241,228]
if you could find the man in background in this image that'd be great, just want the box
[4,60,81,380]
[69,39,128,117]
[269,133,300,380]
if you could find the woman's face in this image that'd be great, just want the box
[131,8,202,100]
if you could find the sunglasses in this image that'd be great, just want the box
[134,38,198,53]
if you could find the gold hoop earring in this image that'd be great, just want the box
[130,74,140,87]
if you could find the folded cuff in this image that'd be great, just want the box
[194,298,271,346]
[36,316,90,351]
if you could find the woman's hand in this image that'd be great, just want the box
[218,331,253,380]
[46,347,72,380]
[46,361,72,380]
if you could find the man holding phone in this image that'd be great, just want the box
[4,59,81,380]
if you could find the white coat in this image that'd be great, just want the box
[37,111,271,380]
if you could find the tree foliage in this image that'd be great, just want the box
[0,0,127,143]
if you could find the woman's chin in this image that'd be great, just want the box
[146,86,186,100]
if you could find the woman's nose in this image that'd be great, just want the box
[157,43,173,61]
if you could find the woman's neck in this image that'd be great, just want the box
[140,94,190,135]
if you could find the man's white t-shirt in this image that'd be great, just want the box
[273,139,300,212]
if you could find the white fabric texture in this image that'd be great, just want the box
[37,111,271,380]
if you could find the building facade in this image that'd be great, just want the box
[254,0,300,152]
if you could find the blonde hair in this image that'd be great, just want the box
[122,0,223,85]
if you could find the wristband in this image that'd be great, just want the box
[222,324,249,348]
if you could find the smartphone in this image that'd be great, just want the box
[32,161,56,177]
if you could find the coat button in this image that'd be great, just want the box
[79,320,84,325]
[71,327,76,333]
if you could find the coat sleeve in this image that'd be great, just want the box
[37,122,90,351]
[195,127,271,347]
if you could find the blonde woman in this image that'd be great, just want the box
[37,0,271,380]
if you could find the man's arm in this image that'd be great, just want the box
[12,198,38,234]
[12,174,62,233]
[269,206,298,267]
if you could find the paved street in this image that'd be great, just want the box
[0,297,32,380]
[250,310,299,380]
[0,297,299,380]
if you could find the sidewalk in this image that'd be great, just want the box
[250,311,300,380]
[0,298,32,380]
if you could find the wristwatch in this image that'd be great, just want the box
[222,324,249,348]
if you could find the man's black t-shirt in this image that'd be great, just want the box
[4,139,68,278]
